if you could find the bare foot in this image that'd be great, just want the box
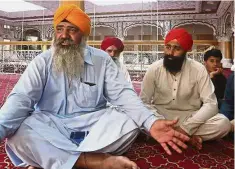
[100,155,139,169]
[230,120,234,132]
[190,135,202,150]
[75,153,139,169]
[174,127,202,150]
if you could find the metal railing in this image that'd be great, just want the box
[0,40,218,78]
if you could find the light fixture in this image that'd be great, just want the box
[90,0,155,6]
[0,0,45,12]
[205,9,212,12]
[207,1,215,5]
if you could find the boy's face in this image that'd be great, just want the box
[204,56,222,73]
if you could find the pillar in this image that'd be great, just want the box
[217,36,233,68]
[59,0,84,11]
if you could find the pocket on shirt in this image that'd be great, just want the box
[75,82,98,108]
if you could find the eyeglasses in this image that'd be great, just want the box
[164,44,183,52]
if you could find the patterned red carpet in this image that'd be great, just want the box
[126,134,234,169]
[0,74,234,169]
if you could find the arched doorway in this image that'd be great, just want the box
[23,29,41,50]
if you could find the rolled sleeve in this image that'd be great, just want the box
[142,114,165,132]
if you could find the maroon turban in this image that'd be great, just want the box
[101,37,124,52]
[165,28,193,51]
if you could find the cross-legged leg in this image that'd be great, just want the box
[190,113,231,150]
[7,122,140,169]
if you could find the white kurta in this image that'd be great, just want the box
[0,46,162,169]
[114,58,131,83]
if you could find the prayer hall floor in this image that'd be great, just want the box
[0,74,233,169]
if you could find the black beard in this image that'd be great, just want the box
[163,54,186,73]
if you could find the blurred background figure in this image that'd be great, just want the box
[101,37,131,83]
[220,67,234,133]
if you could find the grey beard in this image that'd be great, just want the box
[113,57,121,68]
[52,37,86,79]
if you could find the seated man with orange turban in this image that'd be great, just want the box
[0,5,190,169]
[140,28,231,150]
[101,37,131,83]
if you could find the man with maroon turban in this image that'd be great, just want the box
[140,28,231,150]
[0,5,190,169]
[101,37,131,83]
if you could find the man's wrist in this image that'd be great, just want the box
[143,115,159,132]
[175,126,189,136]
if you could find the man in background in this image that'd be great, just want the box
[0,5,189,169]
[101,37,132,83]
[220,67,234,133]
[140,28,231,150]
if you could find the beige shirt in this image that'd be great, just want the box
[140,58,218,135]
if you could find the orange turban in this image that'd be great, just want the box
[165,28,193,51]
[53,4,91,36]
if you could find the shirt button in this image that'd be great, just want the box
[175,79,177,81]
[174,89,176,91]
[173,99,175,100]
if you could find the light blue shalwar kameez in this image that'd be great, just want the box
[0,46,161,169]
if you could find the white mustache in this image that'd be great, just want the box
[57,38,74,45]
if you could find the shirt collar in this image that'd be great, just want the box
[84,46,94,65]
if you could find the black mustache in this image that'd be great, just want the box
[163,54,186,73]
[165,55,175,60]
